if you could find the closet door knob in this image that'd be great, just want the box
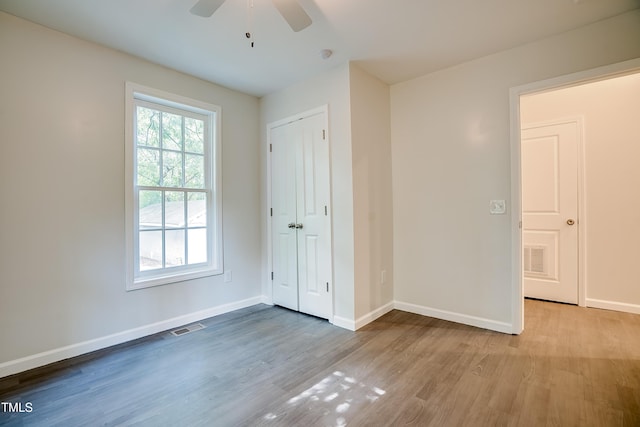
[295,223,303,229]
[288,223,296,229]
[567,219,575,226]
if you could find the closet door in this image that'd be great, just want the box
[270,111,332,319]
[296,113,331,319]
[271,121,299,311]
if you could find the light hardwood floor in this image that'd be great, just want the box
[1,299,639,426]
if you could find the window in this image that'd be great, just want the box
[125,83,222,290]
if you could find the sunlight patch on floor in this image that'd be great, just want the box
[262,371,387,426]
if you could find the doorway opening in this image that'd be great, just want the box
[510,58,640,333]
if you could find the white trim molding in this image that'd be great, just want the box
[394,301,513,334]
[124,81,224,291]
[586,298,640,315]
[331,300,511,334]
[260,295,274,305]
[2,295,521,379]
[354,302,395,330]
[331,301,394,331]
[331,315,356,331]
[509,57,640,334]
[0,297,262,379]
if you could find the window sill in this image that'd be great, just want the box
[127,267,222,291]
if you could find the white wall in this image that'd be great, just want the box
[349,64,394,321]
[391,10,640,331]
[259,63,394,327]
[0,12,261,370]
[521,72,640,311]
[3,7,639,377]
[259,64,356,323]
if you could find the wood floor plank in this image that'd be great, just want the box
[1,300,640,426]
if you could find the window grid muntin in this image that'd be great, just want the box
[135,100,207,188]
[137,187,209,272]
[133,98,212,279]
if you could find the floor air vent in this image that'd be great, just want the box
[170,323,206,337]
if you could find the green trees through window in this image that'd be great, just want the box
[133,100,212,276]
[125,82,222,290]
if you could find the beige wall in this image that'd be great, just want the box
[259,63,394,327]
[391,10,640,330]
[3,5,640,374]
[259,64,356,323]
[349,64,394,321]
[521,72,640,310]
[0,13,261,367]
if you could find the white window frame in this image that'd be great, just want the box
[125,82,223,290]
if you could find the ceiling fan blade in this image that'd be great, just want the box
[272,0,312,32]
[190,0,226,17]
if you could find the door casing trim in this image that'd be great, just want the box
[509,58,640,334]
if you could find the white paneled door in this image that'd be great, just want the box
[270,111,332,319]
[522,121,579,304]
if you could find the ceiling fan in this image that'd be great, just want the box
[190,0,312,32]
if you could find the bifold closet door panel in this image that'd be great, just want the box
[271,121,299,311]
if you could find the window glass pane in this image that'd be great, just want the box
[129,89,220,288]
[165,230,186,267]
[165,191,185,229]
[188,228,207,265]
[136,107,160,147]
[162,151,183,187]
[185,154,204,189]
[185,117,204,154]
[188,192,207,227]
[137,148,160,186]
[139,190,162,230]
[162,112,183,151]
[140,230,163,271]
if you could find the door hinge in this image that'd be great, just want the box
[269,143,272,152]
[322,129,326,140]
[271,272,274,280]
[270,208,273,217]
[324,205,328,216]
[326,282,329,292]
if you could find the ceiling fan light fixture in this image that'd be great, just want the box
[190,0,226,17]
[189,0,312,32]
[272,0,312,32]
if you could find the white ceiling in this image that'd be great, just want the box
[1,0,638,97]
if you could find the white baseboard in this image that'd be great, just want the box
[0,296,263,379]
[1,296,520,379]
[260,295,273,305]
[333,300,512,333]
[586,298,640,315]
[355,301,395,330]
[394,301,513,334]
[331,315,356,331]
[331,301,394,331]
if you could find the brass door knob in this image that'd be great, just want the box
[567,219,575,226]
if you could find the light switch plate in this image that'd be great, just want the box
[224,270,232,283]
[489,200,506,215]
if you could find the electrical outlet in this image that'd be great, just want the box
[224,270,232,283]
